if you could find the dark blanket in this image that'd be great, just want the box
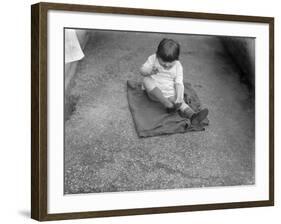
[127,80,209,137]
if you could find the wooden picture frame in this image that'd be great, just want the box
[31,2,274,221]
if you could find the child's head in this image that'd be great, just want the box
[156,38,180,69]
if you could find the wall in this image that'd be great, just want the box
[220,37,255,88]
[65,30,89,89]
[65,30,89,120]
[76,30,89,49]
[0,0,280,224]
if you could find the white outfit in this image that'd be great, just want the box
[142,54,183,98]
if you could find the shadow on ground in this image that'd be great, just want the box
[64,31,255,194]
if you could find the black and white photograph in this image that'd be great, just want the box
[64,28,255,194]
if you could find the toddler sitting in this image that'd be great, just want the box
[140,38,208,125]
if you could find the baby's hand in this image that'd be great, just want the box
[151,66,159,75]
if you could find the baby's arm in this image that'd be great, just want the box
[140,66,158,76]
[140,65,152,76]
[140,54,157,76]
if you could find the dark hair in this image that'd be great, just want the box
[156,38,180,62]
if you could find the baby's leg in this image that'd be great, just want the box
[173,84,196,117]
[178,101,195,118]
[179,101,209,125]
[143,77,174,109]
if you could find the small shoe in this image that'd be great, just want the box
[190,108,209,125]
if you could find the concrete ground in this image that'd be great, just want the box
[64,30,255,194]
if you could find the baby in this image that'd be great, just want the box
[140,38,208,125]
